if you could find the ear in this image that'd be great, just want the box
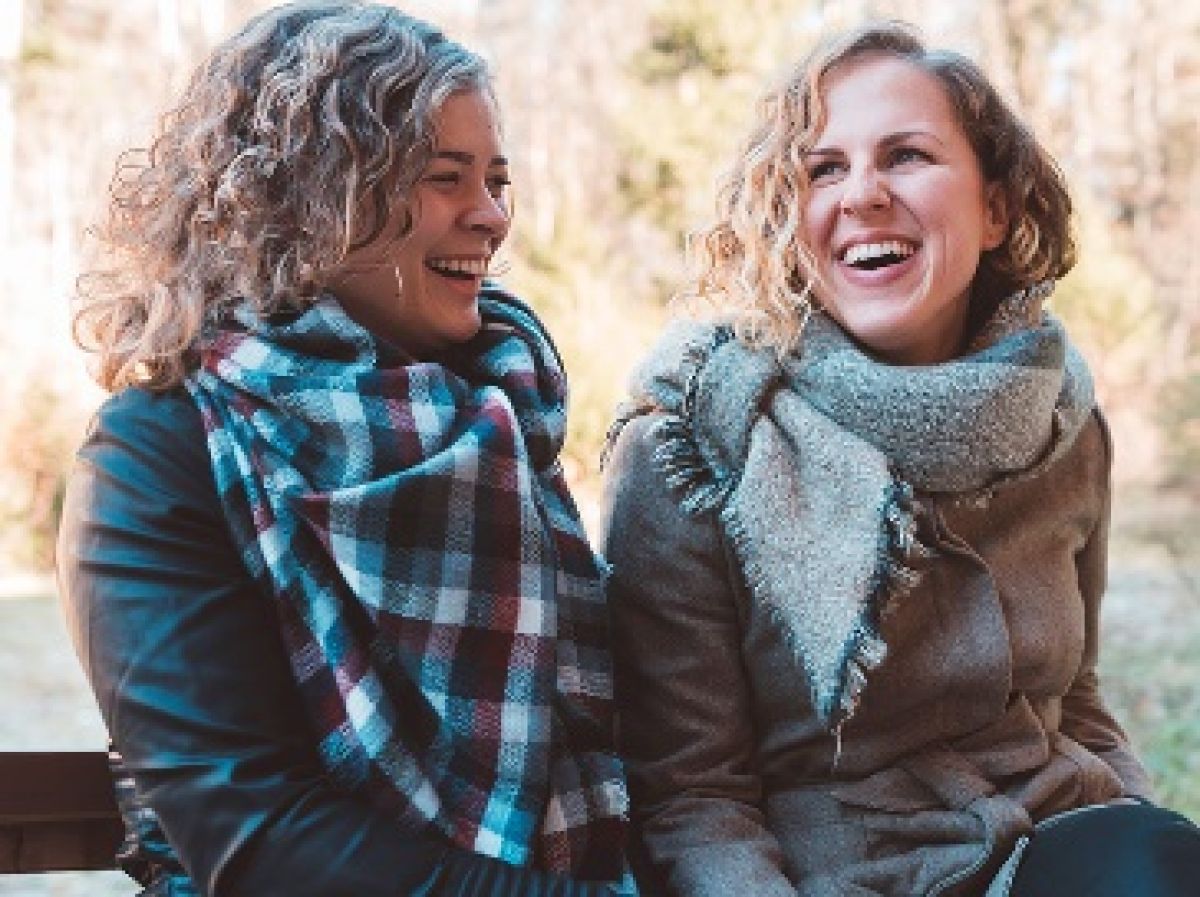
[981,182,1009,251]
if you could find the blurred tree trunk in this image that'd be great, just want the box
[48,150,72,314]
[0,0,21,252]
[199,0,226,45]
[157,0,183,59]
[526,0,556,244]
[479,0,649,255]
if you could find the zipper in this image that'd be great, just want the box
[926,808,996,897]
[987,834,1029,897]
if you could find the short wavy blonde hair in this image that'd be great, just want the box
[687,21,1075,354]
[75,1,491,391]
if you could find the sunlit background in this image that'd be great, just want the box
[0,0,1197,893]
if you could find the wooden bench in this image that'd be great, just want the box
[0,751,122,874]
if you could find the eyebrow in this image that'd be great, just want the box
[434,150,509,167]
[805,128,945,156]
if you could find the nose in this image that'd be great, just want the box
[840,164,891,216]
[461,186,510,240]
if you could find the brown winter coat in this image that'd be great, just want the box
[600,409,1151,897]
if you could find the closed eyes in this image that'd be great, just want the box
[423,170,511,199]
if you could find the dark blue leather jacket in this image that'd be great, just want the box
[57,387,619,897]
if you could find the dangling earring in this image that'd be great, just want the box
[795,288,816,335]
[394,265,403,302]
[788,268,820,335]
[488,255,512,277]
[297,261,323,305]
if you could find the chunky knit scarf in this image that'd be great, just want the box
[621,284,1094,737]
[187,287,626,878]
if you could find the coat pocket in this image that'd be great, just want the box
[769,779,1013,897]
[832,748,997,813]
[831,765,944,813]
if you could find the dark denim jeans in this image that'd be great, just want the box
[1008,801,1200,897]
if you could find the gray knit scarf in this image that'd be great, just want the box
[619,284,1094,735]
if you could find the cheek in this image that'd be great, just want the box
[801,195,834,254]
[391,241,424,275]
[404,192,449,241]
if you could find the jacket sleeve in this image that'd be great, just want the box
[56,388,616,897]
[1061,411,1155,800]
[599,413,797,897]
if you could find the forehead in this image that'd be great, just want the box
[432,90,503,154]
[815,53,961,141]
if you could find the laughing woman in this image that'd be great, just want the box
[600,21,1200,897]
[57,3,628,895]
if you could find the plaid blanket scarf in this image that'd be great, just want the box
[186,286,627,878]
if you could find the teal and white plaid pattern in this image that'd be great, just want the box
[186,287,627,878]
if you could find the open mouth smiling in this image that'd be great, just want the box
[426,256,490,280]
[839,240,917,271]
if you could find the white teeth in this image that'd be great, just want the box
[842,241,915,265]
[428,257,489,276]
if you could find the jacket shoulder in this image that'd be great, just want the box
[60,386,229,597]
[1048,405,1112,494]
[80,386,215,504]
[600,411,729,578]
[618,323,780,517]
[90,385,206,451]
[1088,406,1113,467]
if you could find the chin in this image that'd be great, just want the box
[445,314,484,347]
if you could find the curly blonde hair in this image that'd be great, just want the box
[687,21,1075,354]
[75,1,492,391]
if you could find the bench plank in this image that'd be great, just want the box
[0,752,122,874]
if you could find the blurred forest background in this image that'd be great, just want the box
[0,0,1197,848]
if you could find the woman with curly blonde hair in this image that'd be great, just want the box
[601,20,1200,897]
[58,3,630,895]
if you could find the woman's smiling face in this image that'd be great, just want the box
[802,53,1008,365]
[327,89,510,357]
